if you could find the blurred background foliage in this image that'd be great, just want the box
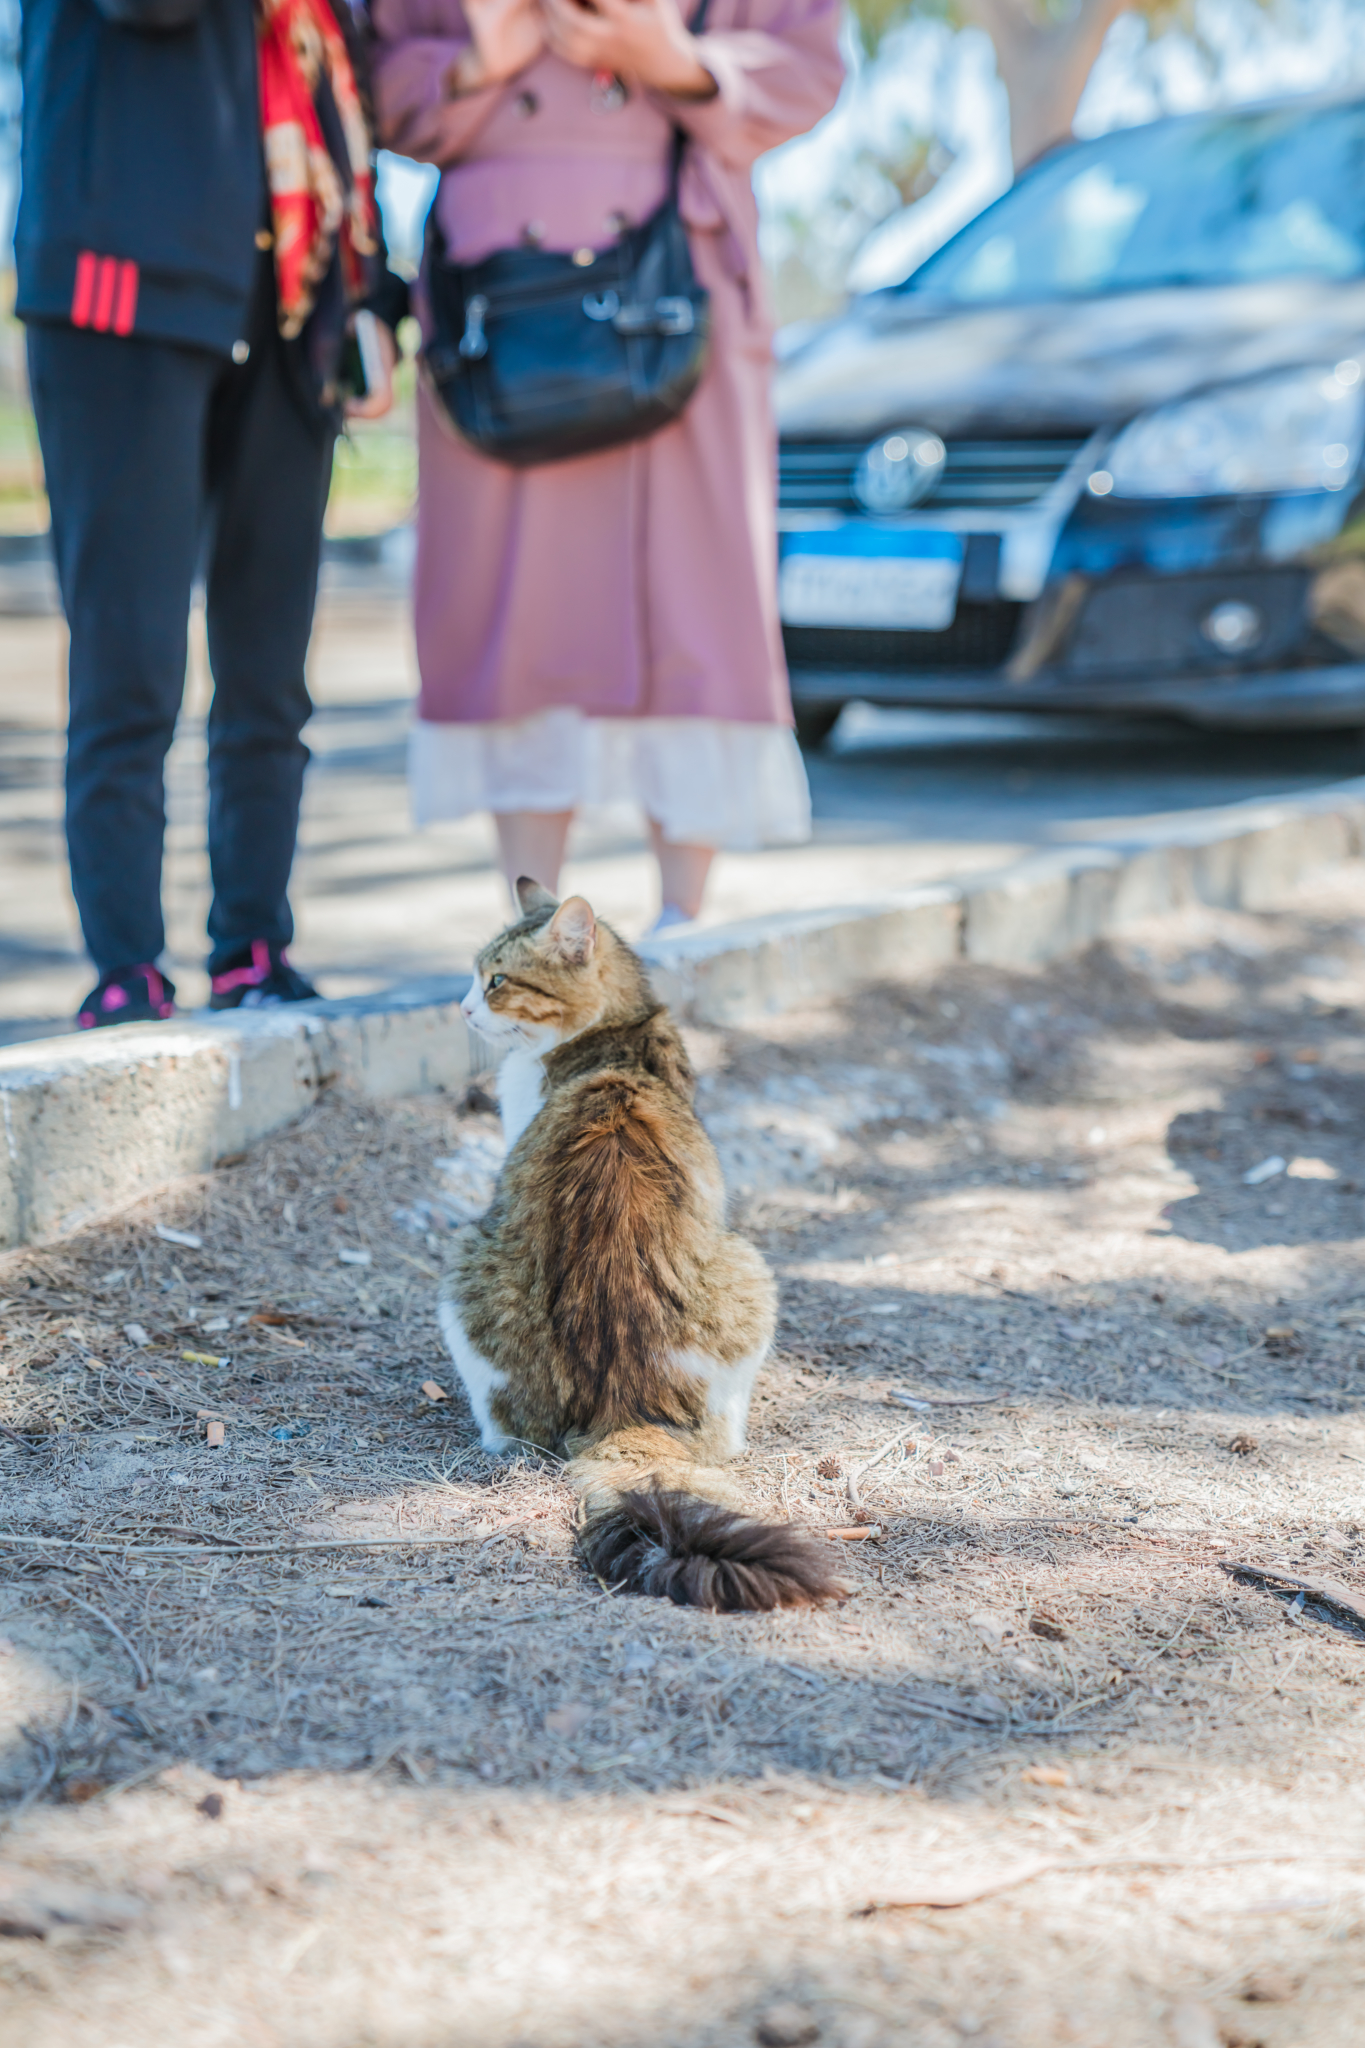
[759,0,1365,323]
[850,0,1208,64]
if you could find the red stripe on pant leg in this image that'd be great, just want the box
[112,260,139,336]
[71,251,97,327]
[91,256,118,333]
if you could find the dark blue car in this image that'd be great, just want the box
[774,92,1365,742]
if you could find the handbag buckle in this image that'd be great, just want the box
[459,294,489,360]
[611,295,695,338]
[653,296,695,336]
[582,289,621,322]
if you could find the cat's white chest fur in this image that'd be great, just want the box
[497,1047,546,1149]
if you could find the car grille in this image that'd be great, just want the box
[783,602,1024,675]
[778,438,1088,513]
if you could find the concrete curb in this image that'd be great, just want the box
[0,981,473,1249]
[3,777,1364,1250]
[638,778,1365,1010]
[638,887,962,1022]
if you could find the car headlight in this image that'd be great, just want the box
[1096,362,1365,499]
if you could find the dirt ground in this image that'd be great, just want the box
[3,865,1365,2048]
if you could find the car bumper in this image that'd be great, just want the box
[776,449,1365,728]
[782,550,1365,730]
[787,659,1365,730]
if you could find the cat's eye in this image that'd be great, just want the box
[488,973,506,990]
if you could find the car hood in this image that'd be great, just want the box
[774,275,1365,442]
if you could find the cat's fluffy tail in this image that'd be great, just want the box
[579,1488,845,1610]
[571,1428,844,1611]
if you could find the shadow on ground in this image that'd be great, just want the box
[4,883,1365,2043]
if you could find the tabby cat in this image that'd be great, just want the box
[443,880,841,1612]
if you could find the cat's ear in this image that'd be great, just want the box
[515,876,558,916]
[544,896,597,966]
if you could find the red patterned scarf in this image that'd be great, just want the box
[257,0,377,339]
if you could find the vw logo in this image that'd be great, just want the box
[854,428,946,514]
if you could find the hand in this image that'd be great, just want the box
[343,318,399,421]
[540,0,717,99]
[445,0,545,93]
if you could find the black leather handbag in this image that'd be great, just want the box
[423,22,713,468]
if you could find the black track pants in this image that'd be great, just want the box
[26,282,334,978]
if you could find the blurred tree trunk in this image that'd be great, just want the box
[966,0,1129,169]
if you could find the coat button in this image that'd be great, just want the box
[255,228,274,250]
[231,340,250,364]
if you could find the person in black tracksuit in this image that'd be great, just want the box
[15,0,405,1026]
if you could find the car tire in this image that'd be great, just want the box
[793,703,842,751]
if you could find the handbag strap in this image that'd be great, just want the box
[665,0,714,204]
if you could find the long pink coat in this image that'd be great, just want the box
[370,0,843,728]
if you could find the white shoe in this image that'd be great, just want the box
[642,904,694,939]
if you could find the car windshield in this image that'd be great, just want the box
[907,100,1365,302]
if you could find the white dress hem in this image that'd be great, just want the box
[409,710,812,851]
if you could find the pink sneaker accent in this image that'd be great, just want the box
[78,964,174,1028]
[144,965,174,1018]
[210,938,276,996]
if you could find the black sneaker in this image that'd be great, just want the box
[77,963,177,1030]
[208,939,318,1010]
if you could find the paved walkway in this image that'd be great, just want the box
[3,594,1364,1043]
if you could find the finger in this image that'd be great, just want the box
[540,0,590,30]
[544,0,608,29]
[538,0,578,41]
[544,21,600,64]
[541,0,602,45]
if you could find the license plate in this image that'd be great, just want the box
[779,527,963,632]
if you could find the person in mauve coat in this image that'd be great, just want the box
[370,0,842,926]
